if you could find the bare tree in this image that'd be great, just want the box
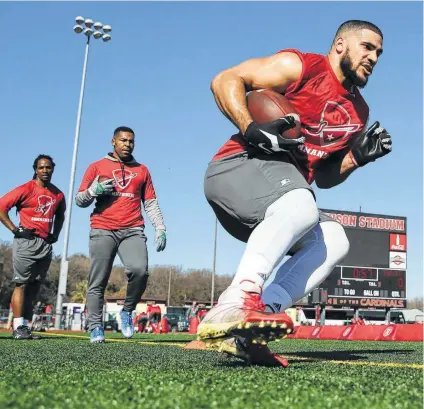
[407,297,424,310]
[0,241,13,308]
[0,241,233,307]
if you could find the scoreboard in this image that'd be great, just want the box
[308,209,407,309]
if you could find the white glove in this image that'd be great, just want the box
[155,226,167,252]
[88,176,115,197]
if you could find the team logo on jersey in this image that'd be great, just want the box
[304,101,362,146]
[112,169,137,189]
[35,195,56,216]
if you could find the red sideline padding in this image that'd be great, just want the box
[292,325,317,339]
[347,325,385,341]
[318,325,352,340]
[380,324,424,342]
[291,324,423,342]
[310,326,323,339]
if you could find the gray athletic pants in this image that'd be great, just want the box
[12,237,52,283]
[87,228,148,331]
[12,237,52,320]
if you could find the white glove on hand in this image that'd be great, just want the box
[88,176,115,197]
[155,226,167,252]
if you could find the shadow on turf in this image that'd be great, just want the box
[114,335,193,343]
[286,349,414,362]
[215,349,414,368]
[0,335,72,341]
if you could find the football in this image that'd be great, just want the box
[98,175,116,186]
[246,89,301,139]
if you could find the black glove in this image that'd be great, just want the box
[13,227,36,240]
[46,233,58,244]
[244,116,304,154]
[350,121,392,167]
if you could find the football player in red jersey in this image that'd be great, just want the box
[198,20,392,365]
[0,155,66,340]
[76,126,167,343]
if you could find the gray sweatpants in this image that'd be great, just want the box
[87,228,148,331]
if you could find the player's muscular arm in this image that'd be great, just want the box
[211,52,302,134]
[46,200,66,244]
[314,151,358,189]
[51,200,65,237]
[0,209,17,232]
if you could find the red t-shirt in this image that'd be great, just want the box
[0,180,65,239]
[212,49,369,184]
[151,305,161,314]
[146,305,161,315]
[78,156,157,230]
[198,309,208,318]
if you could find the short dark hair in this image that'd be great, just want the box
[32,154,55,179]
[113,126,135,137]
[333,20,383,44]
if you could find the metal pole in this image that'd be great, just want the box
[211,217,217,306]
[167,267,172,306]
[55,37,90,329]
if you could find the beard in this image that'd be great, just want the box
[340,49,368,89]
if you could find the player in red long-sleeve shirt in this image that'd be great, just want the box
[76,126,167,343]
[0,155,66,340]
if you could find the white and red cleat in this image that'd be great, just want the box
[215,337,289,368]
[197,290,293,343]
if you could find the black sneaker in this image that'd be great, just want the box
[13,325,33,340]
[13,325,41,340]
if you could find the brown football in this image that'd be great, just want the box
[98,176,116,186]
[246,89,301,139]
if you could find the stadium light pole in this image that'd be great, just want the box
[210,217,218,307]
[167,267,172,306]
[55,17,112,329]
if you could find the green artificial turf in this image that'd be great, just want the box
[0,331,422,409]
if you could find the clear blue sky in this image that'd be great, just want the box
[1,2,422,298]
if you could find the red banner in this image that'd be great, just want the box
[321,210,406,232]
[292,324,423,342]
[379,324,423,342]
[318,326,349,340]
[292,326,317,339]
[327,297,406,308]
[347,325,385,341]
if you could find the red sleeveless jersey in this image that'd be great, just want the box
[212,49,369,184]
[0,180,65,239]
